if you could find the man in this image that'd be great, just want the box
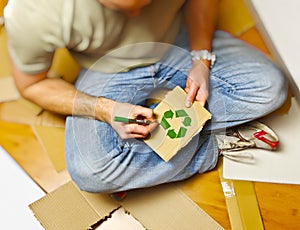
[4,0,287,193]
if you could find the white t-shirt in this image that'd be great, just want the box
[4,0,185,73]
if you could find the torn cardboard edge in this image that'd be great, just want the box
[29,180,224,230]
[144,86,211,162]
[91,207,146,230]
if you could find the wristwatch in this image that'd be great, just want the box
[190,50,216,68]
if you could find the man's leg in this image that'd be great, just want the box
[65,30,288,193]
[205,30,288,131]
[65,65,218,193]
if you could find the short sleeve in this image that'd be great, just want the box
[4,0,64,74]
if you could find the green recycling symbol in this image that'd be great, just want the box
[160,109,192,139]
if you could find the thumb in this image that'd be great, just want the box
[185,84,198,107]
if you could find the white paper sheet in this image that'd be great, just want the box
[0,146,45,229]
[223,99,300,184]
[246,0,300,104]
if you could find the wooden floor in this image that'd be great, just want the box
[1,0,300,229]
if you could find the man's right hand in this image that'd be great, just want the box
[108,101,158,139]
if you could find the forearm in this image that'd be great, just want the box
[22,77,114,122]
[16,72,157,139]
[183,0,219,106]
[183,0,219,51]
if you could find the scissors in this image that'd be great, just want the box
[221,151,255,164]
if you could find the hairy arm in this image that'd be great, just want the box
[12,62,156,139]
[12,63,113,122]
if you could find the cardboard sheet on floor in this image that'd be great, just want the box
[0,98,65,127]
[33,125,66,172]
[30,181,224,230]
[0,76,20,102]
[144,86,211,162]
[96,207,145,230]
[217,0,255,36]
[218,161,263,230]
[223,98,300,184]
[0,120,70,193]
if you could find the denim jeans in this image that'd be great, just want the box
[65,30,288,193]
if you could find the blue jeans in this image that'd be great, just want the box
[65,30,288,193]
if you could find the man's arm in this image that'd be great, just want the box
[183,0,219,106]
[11,62,113,122]
[11,62,156,139]
[184,0,218,60]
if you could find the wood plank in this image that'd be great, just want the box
[182,162,231,229]
[0,120,70,192]
[254,182,300,229]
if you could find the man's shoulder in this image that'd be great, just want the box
[4,0,62,25]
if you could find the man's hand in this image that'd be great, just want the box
[185,61,210,107]
[110,102,158,139]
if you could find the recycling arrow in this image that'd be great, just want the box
[160,109,192,139]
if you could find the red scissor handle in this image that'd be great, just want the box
[254,130,279,150]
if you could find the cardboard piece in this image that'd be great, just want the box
[0,29,12,77]
[49,48,80,84]
[218,161,263,230]
[96,207,145,230]
[0,120,71,193]
[0,76,20,102]
[144,86,211,162]
[0,98,65,127]
[30,181,224,230]
[217,0,255,36]
[32,125,66,172]
[223,98,300,185]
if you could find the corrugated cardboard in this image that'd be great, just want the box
[95,207,145,229]
[144,86,211,162]
[30,181,224,230]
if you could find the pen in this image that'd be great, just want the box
[113,116,154,125]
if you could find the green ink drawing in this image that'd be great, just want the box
[161,109,192,139]
[175,109,188,118]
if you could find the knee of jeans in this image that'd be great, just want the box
[232,67,288,120]
[261,66,288,109]
[241,63,288,116]
[69,165,119,193]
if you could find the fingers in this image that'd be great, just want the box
[132,105,155,120]
[120,122,156,139]
[185,60,210,107]
[185,78,208,107]
[185,82,198,107]
[195,87,208,107]
[112,103,158,139]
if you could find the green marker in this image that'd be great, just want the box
[113,116,153,125]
